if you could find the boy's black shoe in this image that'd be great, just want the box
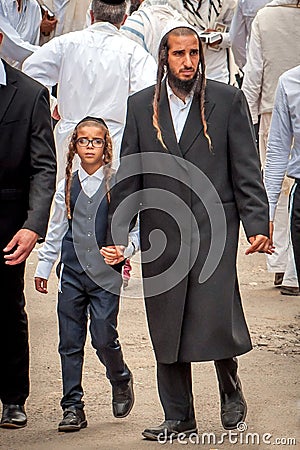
[0,404,27,429]
[112,375,134,418]
[58,406,87,432]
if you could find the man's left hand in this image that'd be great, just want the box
[100,245,125,265]
[3,229,39,265]
[245,235,274,255]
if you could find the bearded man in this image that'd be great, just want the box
[102,24,272,439]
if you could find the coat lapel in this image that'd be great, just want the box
[158,80,183,159]
[0,61,18,124]
[179,97,215,157]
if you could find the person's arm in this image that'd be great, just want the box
[228,88,271,253]
[22,36,62,91]
[230,2,247,68]
[129,44,157,96]
[3,85,56,266]
[0,8,40,63]
[241,17,263,124]
[264,79,292,222]
[34,181,69,292]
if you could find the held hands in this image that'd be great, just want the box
[100,245,125,265]
[3,229,39,265]
[35,277,48,294]
[245,234,274,255]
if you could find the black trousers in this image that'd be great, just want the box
[291,181,300,285]
[58,265,131,410]
[157,358,238,421]
[0,261,29,405]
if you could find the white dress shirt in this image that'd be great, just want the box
[23,22,157,180]
[0,0,41,68]
[35,165,140,280]
[230,0,269,69]
[0,58,6,85]
[264,65,300,221]
[166,81,194,142]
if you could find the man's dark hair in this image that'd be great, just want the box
[92,0,127,25]
[153,27,212,151]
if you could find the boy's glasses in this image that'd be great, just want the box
[76,138,105,148]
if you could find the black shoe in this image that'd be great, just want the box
[280,286,300,296]
[220,377,247,430]
[58,406,87,432]
[0,404,27,429]
[112,376,134,418]
[142,419,197,441]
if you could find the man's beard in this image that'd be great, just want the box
[168,68,198,95]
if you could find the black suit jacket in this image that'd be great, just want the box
[107,79,269,363]
[0,60,56,248]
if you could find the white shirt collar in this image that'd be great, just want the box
[78,165,104,183]
[0,59,7,86]
[87,22,120,35]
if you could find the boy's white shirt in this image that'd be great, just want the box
[35,165,140,280]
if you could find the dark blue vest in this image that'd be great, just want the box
[60,172,123,286]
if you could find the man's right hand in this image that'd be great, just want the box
[40,12,58,35]
[35,277,48,294]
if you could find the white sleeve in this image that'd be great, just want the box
[0,6,40,64]
[129,44,157,96]
[22,36,62,90]
[242,17,263,124]
[230,3,247,68]
[264,80,292,221]
[123,215,140,258]
[34,180,69,280]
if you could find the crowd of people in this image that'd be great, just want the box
[0,0,299,440]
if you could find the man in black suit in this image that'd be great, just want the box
[0,32,56,428]
[102,24,273,440]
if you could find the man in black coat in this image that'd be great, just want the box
[102,24,273,439]
[0,32,56,429]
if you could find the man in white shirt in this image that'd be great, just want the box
[230,0,269,70]
[0,0,41,68]
[264,66,300,295]
[39,0,91,44]
[23,0,157,182]
[242,0,300,292]
[121,0,238,84]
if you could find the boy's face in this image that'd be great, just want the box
[75,125,106,174]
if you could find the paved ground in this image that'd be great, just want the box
[1,233,299,450]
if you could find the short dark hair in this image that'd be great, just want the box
[92,0,127,25]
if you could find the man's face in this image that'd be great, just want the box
[167,33,200,82]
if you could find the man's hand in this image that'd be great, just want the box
[100,245,125,265]
[245,235,274,255]
[40,12,58,35]
[3,229,39,265]
[35,277,48,294]
[52,105,61,121]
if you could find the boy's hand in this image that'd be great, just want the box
[245,235,274,255]
[35,277,48,294]
[100,245,125,265]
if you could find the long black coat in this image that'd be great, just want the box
[108,79,269,364]
[0,60,56,249]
